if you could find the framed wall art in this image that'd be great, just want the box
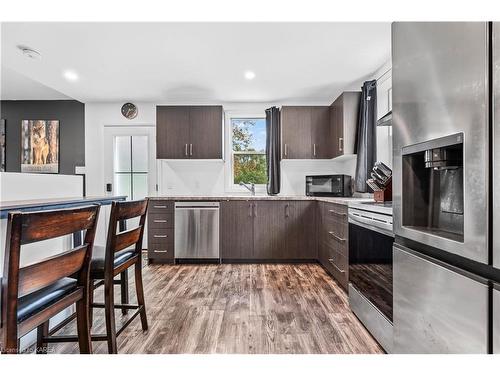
[21,119,59,173]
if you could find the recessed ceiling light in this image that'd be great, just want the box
[63,70,79,82]
[17,45,41,60]
[244,70,256,80]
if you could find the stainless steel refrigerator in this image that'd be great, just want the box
[392,22,500,353]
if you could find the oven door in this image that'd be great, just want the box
[348,214,394,322]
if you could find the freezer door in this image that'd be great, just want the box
[494,22,500,270]
[494,286,500,354]
[392,22,489,263]
[393,243,488,353]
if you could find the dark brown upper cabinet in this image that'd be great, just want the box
[281,106,331,159]
[156,106,190,159]
[310,106,332,159]
[156,105,223,159]
[330,92,361,158]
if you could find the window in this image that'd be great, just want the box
[231,118,267,185]
[113,135,149,200]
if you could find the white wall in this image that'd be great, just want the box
[85,102,156,245]
[86,102,359,198]
[85,102,157,197]
[374,61,393,168]
[281,156,357,195]
[0,172,82,201]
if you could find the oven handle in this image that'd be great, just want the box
[348,212,394,238]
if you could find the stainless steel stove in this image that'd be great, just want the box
[348,200,394,353]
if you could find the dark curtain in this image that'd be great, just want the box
[354,80,377,192]
[265,106,281,195]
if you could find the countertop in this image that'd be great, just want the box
[0,195,127,218]
[148,195,373,206]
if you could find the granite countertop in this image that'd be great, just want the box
[148,195,373,206]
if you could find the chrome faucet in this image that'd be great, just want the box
[239,182,256,196]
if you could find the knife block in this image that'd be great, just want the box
[373,178,392,202]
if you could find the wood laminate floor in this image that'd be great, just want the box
[51,263,383,354]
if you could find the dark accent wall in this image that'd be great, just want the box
[1,100,85,175]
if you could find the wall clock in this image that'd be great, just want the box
[121,102,138,119]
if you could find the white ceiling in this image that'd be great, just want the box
[1,22,391,104]
[1,66,70,100]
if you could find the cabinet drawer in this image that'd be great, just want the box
[322,248,348,289]
[323,202,348,217]
[148,239,174,259]
[322,229,348,257]
[148,213,174,228]
[327,250,348,273]
[322,203,348,237]
[149,231,174,244]
[148,201,174,213]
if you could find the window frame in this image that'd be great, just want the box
[224,112,268,193]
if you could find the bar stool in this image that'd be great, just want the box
[88,199,149,353]
[1,205,100,354]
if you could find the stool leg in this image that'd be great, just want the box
[88,281,95,328]
[134,259,148,331]
[36,321,49,354]
[104,276,118,354]
[76,296,92,354]
[120,270,129,315]
[1,317,19,354]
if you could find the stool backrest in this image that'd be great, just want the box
[104,199,148,271]
[1,205,100,338]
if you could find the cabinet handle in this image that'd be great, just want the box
[154,250,168,253]
[253,203,257,217]
[153,205,167,209]
[339,138,343,152]
[189,143,193,156]
[185,144,188,156]
[284,143,288,157]
[328,231,346,242]
[285,203,290,217]
[328,258,345,274]
[313,143,317,157]
[248,203,252,217]
[328,209,347,217]
[153,220,167,223]
[153,235,168,238]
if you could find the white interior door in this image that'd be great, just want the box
[104,126,156,200]
[103,126,156,247]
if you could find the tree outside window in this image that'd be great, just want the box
[231,118,267,185]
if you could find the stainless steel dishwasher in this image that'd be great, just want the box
[174,202,220,260]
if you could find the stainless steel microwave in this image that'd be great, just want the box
[305,175,353,197]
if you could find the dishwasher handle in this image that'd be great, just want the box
[175,206,220,210]
[175,202,220,209]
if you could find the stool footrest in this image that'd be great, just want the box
[42,306,145,344]
[91,303,140,310]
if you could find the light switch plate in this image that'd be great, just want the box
[75,166,86,174]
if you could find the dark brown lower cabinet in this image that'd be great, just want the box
[318,201,349,289]
[220,200,318,260]
[147,200,175,263]
[149,199,348,288]
[285,201,317,259]
[220,201,254,259]
[252,201,287,259]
